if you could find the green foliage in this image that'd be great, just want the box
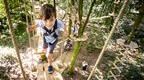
[87,42,97,53]
[121,64,144,79]
[0,55,17,64]
[120,54,144,80]
[0,54,17,80]
[0,1,5,18]
[87,25,107,53]
[0,16,28,47]
[0,0,29,47]
[0,66,10,80]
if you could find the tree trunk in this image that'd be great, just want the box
[68,0,96,74]
[79,0,96,37]
[69,42,81,74]
[53,0,56,17]
[3,0,27,80]
[68,0,73,36]
[78,0,83,28]
[126,4,144,44]
[68,0,83,74]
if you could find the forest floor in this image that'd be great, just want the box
[62,46,100,80]
[0,38,143,80]
[0,44,100,80]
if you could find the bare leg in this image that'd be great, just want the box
[47,53,54,73]
[47,41,57,73]
[47,53,53,65]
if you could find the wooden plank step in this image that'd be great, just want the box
[37,62,64,80]
[52,71,64,80]
[44,71,55,80]
[37,67,64,80]
[37,63,44,72]
[37,72,45,80]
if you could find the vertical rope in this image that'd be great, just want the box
[24,0,32,48]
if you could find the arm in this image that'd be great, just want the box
[63,24,68,38]
[59,24,68,40]
[26,22,37,32]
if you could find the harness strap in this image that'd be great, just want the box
[43,20,58,44]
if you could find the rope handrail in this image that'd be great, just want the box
[57,34,88,45]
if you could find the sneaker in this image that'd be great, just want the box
[40,53,47,62]
[48,65,54,74]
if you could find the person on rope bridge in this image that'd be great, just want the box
[63,39,73,52]
[72,20,79,37]
[29,4,67,74]
[63,20,79,52]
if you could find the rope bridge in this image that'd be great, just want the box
[3,0,131,80]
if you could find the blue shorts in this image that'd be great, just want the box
[43,40,58,54]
